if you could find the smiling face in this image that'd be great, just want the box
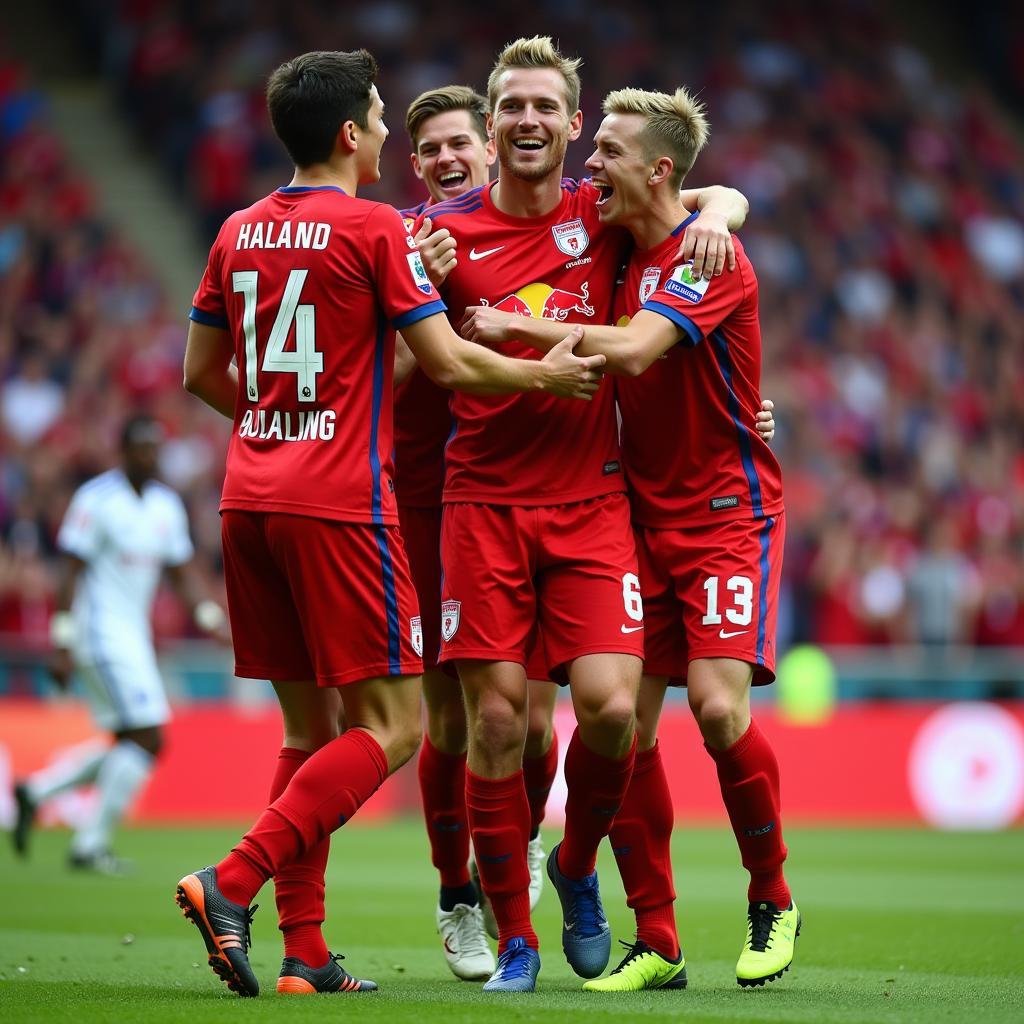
[411,108,494,202]
[585,112,658,227]
[489,67,582,183]
[355,85,389,184]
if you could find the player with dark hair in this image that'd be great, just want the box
[11,415,228,874]
[396,85,559,981]
[421,36,752,992]
[175,49,603,998]
[463,84,798,993]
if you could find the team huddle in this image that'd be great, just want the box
[174,36,798,996]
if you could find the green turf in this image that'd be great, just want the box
[1,822,1022,1023]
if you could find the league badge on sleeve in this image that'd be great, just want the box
[665,261,711,303]
[407,251,433,294]
[410,615,424,657]
[552,218,590,257]
[440,600,461,642]
[639,267,662,304]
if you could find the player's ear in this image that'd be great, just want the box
[485,137,497,165]
[410,151,424,180]
[485,112,495,140]
[649,156,674,187]
[567,109,583,142]
[339,120,359,155]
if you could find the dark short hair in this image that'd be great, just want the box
[121,414,164,450]
[406,86,488,148]
[266,50,379,168]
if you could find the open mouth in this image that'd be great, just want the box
[592,179,615,206]
[513,137,546,153]
[438,170,468,193]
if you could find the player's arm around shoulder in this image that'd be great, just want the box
[400,314,604,400]
[184,321,236,419]
[679,185,748,278]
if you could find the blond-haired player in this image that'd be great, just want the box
[463,84,798,992]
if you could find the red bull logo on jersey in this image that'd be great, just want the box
[551,218,590,257]
[665,261,711,303]
[481,281,595,322]
[441,600,461,642]
[639,267,662,304]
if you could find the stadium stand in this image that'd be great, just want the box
[2,2,1024,691]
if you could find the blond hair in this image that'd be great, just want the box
[487,36,582,114]
[405,85,489,147]
[603,86,709,187]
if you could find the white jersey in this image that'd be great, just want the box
[57,469,194,665]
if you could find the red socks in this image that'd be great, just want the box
[522,732,559,835]
[707,718,791,907]
[418,736,471,888]
[609,742,679,959]
[465,768,536,952]
[216,729,389,908]
[267,748,329,968]
[558,728,636,880]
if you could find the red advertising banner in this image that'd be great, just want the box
[1,699,1022,828]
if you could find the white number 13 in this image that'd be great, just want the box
[702,575,753,626]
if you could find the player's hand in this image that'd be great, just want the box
[460,304,520,345]
[415,217,457,286]
[679,210,735,279]
[49,648,74,690]
[756,398,775,443]
[538,326,606,401]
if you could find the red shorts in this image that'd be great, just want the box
[222,511,422,686]
[397,504,444,671]
[636,512,784,686]
[440,494,643,680]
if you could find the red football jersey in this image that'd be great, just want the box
[393,200,451,509]
[190,185,445,525]
[614,214,783,528]
[425,179,631,505]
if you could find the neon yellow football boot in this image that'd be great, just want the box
[736,900,800,987]
[582,939,687,992]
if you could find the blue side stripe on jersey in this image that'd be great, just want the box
[755,517,773,667]
[710,328,764,516]
[369,316,387,524]
[393,299,447,330]
[640,301,702,346]
[189,306,229,329]
[374,525,403,675]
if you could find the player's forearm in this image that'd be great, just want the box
[394,333,418,388]
[686,185,749,232]
[183,364,237,418]
[442,340,545,395]
[511,318,651,377]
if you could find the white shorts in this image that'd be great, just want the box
[78,647,171,731]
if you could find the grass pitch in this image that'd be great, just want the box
[1,821,1021,1023]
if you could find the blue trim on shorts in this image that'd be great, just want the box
[755,517,773,668]
[374,526,402,675]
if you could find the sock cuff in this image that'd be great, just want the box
[421,734,468,767]
[633,740,663,775]
[568,728,637,768]
[345,728,390,785]
[466,767,525,802]
[523,732,559,768]
[705,717,759,764]
[279,746,313,765]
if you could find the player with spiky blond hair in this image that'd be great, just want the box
[463,83,798,993]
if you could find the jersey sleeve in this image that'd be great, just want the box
[57,488,102,561]
[364,205,446,329]
[163,492,195,567]
[641,252,745,346]
[189,229,229,329]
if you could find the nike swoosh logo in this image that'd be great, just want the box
[718,629,749,639]
[620,625,644,634]
[469,246,504,261]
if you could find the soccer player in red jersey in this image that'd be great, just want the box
[174,49,604,998]
[397,86,559,981]
[421,37,750,992]
[463,85,798,992]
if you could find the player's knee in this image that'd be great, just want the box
[576,694,636,755]
[690,693,745,747]
[470,700,526,758]
[523,708,554,759]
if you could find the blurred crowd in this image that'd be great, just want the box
[2,0,1024,658]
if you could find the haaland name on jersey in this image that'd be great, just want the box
[235,221,331,250]
[238,408,336,441]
